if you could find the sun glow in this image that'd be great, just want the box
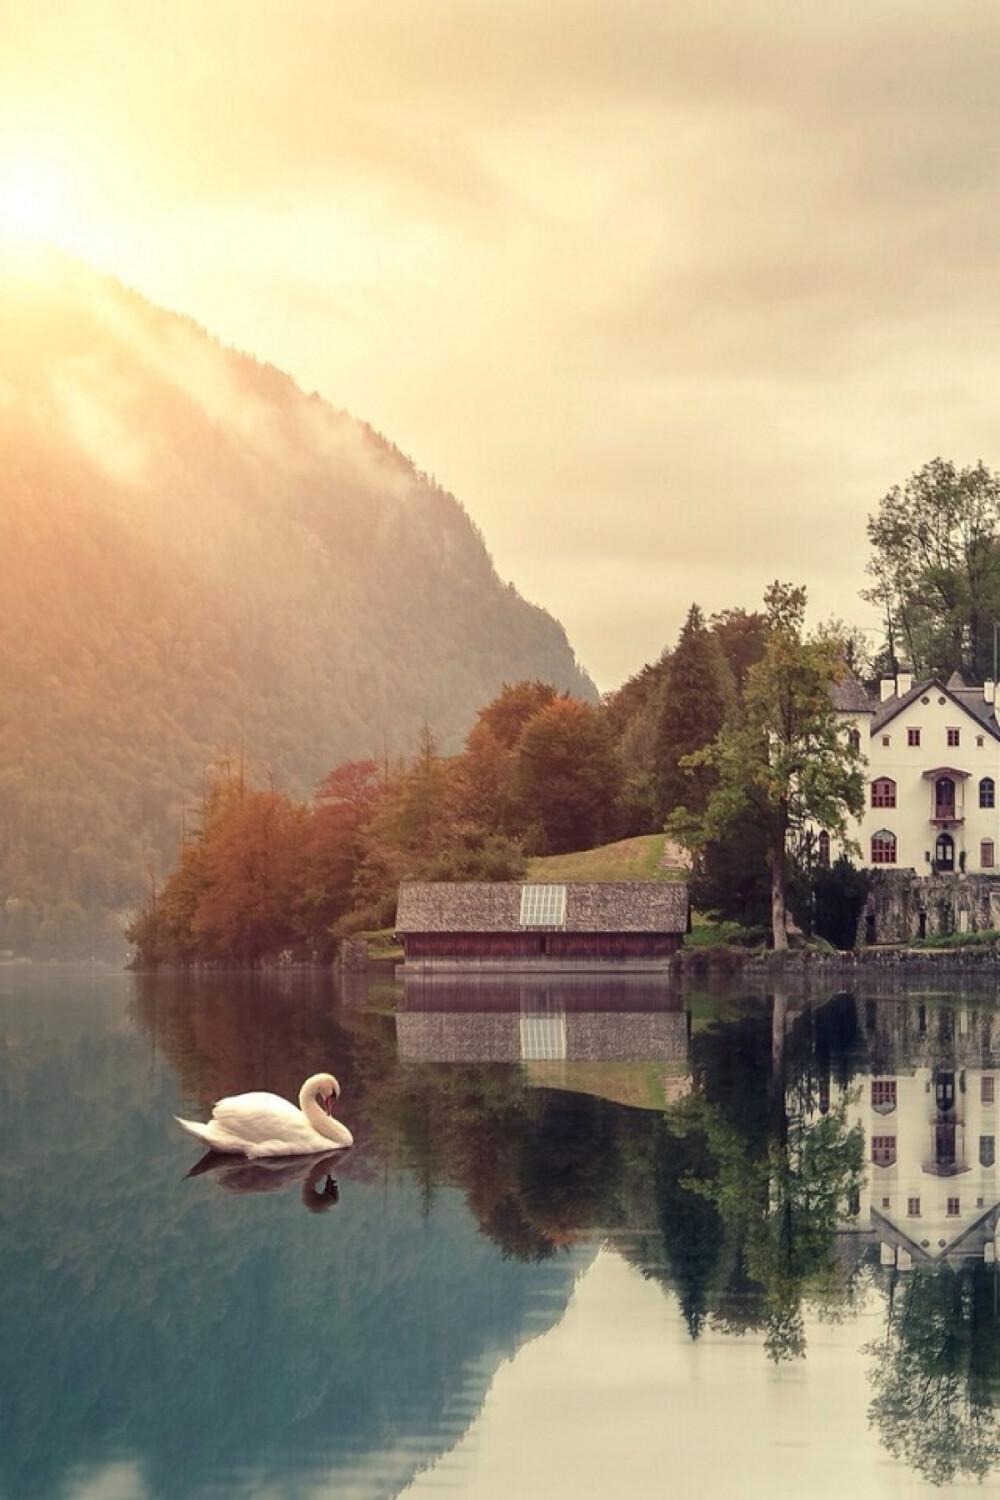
[0,156,76,247]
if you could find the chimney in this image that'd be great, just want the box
[986,680,996,706]
[880,676,896,703]
[896,670,913,697]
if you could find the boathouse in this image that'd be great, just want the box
[394,880,688,973]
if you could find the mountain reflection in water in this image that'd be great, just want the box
[1,970,1000,1495]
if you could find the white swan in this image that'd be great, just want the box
[175,1072,353,1157]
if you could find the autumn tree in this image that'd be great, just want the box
[193,789,308,963]
[458,681,559,836]
[513,697,623,854]
[294,760,382,954]
[669,583,864,949]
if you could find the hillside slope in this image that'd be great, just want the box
[0,250,594,953]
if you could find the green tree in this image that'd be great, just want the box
[709,607,768,696]
[864,457,1000,678]
[653,603,735,822]
[867,1266,1000,1485]
[670,583,864,949]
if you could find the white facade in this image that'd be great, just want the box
[833,673,1000,876]
[826,1056,1000,1262]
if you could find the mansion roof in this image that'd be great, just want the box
[869,676,1000,742]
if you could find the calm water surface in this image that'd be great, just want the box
[1,967,999,1498]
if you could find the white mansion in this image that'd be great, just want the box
[832,668,1000,879]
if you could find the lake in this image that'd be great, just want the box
[1,965,999,1498]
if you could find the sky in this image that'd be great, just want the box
[3,1,1000,691]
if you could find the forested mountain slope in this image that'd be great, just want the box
[0,250,593,953]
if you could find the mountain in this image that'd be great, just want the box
[0,249,594,955]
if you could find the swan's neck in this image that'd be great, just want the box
[299,1076,337,1140]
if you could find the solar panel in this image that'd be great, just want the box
[519,884,567,927]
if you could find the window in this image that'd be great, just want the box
[871,831,897,865]
[948,727,961,747]
[983,1076,995,1104]
[978,735,986,748]
[519,884,567,927]
[983,841,995,870]
[981,777,995,808]
[817,830,830,868]
[981,1136,996,1167]
[947,1197,961,1216]
[907,1197,921,1216]
[848,728,861,752]
[871,778,896,808]
[882,735,891,747]
[908,727,921,746]
[871,1080,897,1113]
[935,776,956,815]
[872,1136,896,1167]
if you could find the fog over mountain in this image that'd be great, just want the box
[0,250,593,954]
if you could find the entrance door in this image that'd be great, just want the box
[936,832,955,871]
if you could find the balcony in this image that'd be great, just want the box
[924,767,969,826]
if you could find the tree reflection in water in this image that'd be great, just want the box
[866,1264,1000,1485]
[136,972,1000,1483]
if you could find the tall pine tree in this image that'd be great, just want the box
[653,604,735,823]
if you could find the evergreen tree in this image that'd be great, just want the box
[653,604,735,822]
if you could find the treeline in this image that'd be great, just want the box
[81,452,1000,964]
[129,580,870,965]
[128,683,624,966]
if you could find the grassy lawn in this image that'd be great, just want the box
[524,1059,691,1110]
[526,833,688,883]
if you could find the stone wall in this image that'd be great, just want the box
[859,870,1000,945]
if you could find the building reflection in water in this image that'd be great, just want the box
[397,975,691,1107]
[804,993,1000,1269]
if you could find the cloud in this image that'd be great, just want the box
[5,1,1000,687]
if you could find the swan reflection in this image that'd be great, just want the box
[187,1150,342,1212]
